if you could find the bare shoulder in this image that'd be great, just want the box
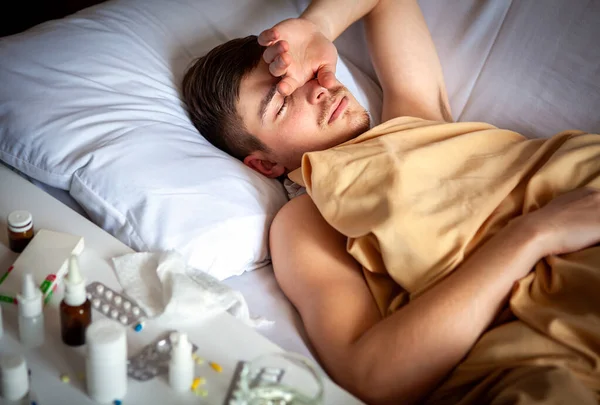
[271,193,316,228]
[269,194,361,303]
[270,194,347,258]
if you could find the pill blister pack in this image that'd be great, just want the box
[86,281,147,328]
[127,331,199,381]
[224,361,285,405]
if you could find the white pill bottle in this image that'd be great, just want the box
[85,319,128,403]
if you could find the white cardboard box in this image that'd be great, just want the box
[0,228,84,305]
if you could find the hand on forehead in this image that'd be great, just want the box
[258,18,338,97]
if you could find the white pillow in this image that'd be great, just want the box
[0,0,382,279]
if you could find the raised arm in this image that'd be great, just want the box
[362,0,452,122]
[259,0,452,122]
[270,189,600,405]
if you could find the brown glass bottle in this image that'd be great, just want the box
[60,299,92,346]
[7,210,34,253]
[60,255,92,346]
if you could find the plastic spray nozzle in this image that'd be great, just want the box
[65,254,87,307]
[18,273,42,318]
[178,334,190,350]
[22,273,37,300]
[68,255,83,285]
[172,332,192,358]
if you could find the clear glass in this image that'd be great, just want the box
[233,352,324,405]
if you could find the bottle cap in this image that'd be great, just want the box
[17,273,42,318]
[86,319,127,361]
[0,354,29,401]
[64,255,87,306]
[7,210,33,233]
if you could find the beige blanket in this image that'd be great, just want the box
[288,117,600,404]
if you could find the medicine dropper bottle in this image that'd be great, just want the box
[7,210,34,253]
[168,332,195,392]
[17,272,45,348]
[60,255,92,346]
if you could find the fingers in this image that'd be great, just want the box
[317,65,337,89]
[262,40,289,64]
[268,52,291,78]
[277,76,301,97]
[257,28,279,47]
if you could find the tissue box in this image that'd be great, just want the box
[0,229,84,305]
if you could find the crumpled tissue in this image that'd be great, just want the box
[111,250,272,328]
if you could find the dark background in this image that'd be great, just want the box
[1,0,106,37]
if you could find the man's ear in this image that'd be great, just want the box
[243,152,286,178]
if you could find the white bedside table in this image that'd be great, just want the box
[0,164,365,405]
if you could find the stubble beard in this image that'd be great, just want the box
[317,86,371,144]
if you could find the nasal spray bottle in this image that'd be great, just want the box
[17,272,45,348]
[168,332,195,392]
[60,254,92,346]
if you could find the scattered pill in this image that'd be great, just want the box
[60,373,70,383]
[96,284,104,294]
[192,353,205,365]
[113,400,122,405]
[209,362,222,373]
[194,388,208,397]
[123,301,131,311]
[113,296,122,306]
[132,307,140,316]
[191,377,206,391]
[119,315,128,324]
[134,322,144,332]
[105,290,113,300]
[102,304,110,314]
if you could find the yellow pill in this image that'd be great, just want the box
[192,353,204,364]
[209,362,222,373]
[191,377,201,391]
[194,388,208,397]
[60,374,70,383]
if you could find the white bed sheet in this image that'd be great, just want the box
[223,265,317,361]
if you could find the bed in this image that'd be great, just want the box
[1,0,599,366]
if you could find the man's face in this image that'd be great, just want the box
[238,60,370,175]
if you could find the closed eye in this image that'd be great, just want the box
[277,97,288,117]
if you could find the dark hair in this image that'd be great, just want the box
[182,35,269,161]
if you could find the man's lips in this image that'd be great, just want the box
[328,96,348,124]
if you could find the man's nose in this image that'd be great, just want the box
[307,79,326,105]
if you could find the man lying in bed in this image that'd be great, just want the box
[182,1,600,404]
